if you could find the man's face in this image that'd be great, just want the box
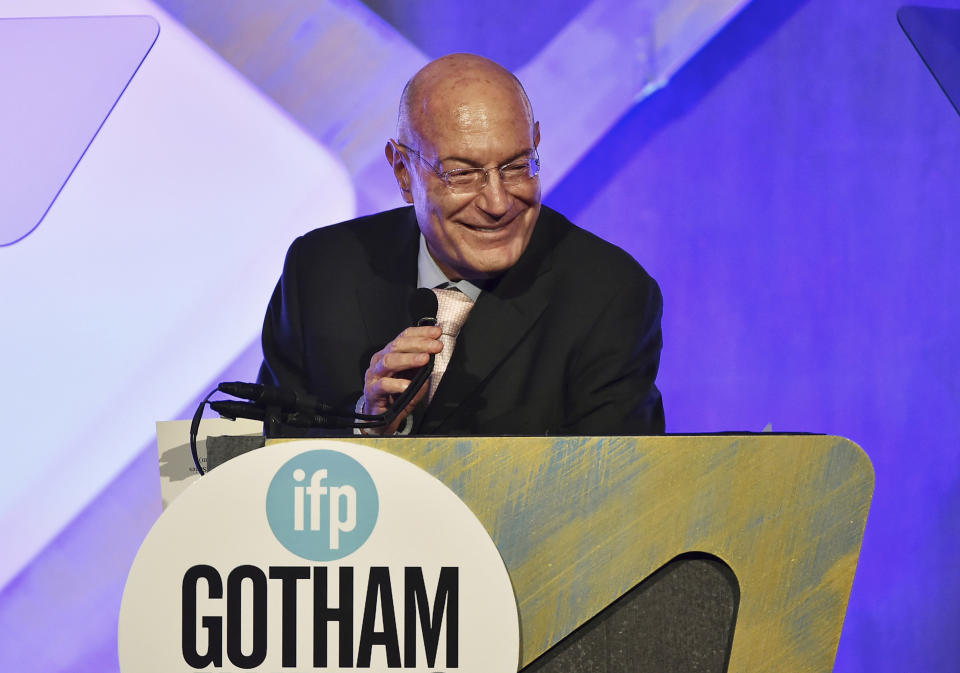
[398,88,541,281]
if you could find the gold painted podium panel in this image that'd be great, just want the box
[271,434,873,672]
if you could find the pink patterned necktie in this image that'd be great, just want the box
[429,287,475,403]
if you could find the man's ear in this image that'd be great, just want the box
[385,140,414,204]
[533,121,540,148]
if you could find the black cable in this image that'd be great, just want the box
[189,387,219,476]
[191,357,433,477]
[191,303,438,474]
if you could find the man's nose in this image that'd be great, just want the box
[475,169,511,217]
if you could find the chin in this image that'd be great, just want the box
[463,252,522,278]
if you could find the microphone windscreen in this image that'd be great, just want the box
[409,287,439,324]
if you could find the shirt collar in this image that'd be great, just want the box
[417,235,483,303]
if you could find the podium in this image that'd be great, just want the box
[256,434,872,672]
[161,430,873,672]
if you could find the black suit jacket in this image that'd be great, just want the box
[258,205,664,435]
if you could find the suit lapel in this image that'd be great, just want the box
[355,210,420,358]
[420,211,560,432]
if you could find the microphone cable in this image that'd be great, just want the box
[188,361,434,476]
[188,288,439,475]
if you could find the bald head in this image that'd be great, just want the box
[386,53,542,281]
[397,53,535,145]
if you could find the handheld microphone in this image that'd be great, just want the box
[410,286,439,327]
[378,288,439,419]
[201,286,441,457]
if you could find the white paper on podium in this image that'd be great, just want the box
[155,419,263,509]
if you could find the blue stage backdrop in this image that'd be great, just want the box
[0,1,958,672]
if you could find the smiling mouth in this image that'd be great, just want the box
[463,217,514,233]
[465,223,506,232]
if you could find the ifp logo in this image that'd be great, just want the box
[265,450,378,561]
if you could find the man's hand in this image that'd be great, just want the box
[362,325,443,434]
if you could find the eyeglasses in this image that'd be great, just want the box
[394,141,540,194]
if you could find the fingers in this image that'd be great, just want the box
[362,325,443,420]
[373,351,429,377]
[367,327,442,380]
[397,325,443,340]
[366,375,412,399]
[362,369,432,435]
[390,326,444,355]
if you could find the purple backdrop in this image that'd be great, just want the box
[547,1,960,670]
[2,0,958,671]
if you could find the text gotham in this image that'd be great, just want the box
[181,564,458,669]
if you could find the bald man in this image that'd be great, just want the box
[258,54,664,436]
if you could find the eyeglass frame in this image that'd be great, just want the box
[392,140,540,192]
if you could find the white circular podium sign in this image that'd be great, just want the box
[119,439,519,672]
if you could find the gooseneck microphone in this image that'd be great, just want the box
[216,382,340,415]
[189,287,441,474]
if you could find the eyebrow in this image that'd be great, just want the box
[438,148,535,167]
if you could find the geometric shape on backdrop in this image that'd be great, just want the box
[898,6,960,117]
[356,0,591,71]
[120,440,519,672]
[153,0,755,202]
[519,0,754,193]
[155,0,430,215]
[0,16,158,246]
[0,0,356,595]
